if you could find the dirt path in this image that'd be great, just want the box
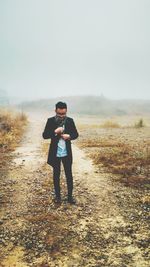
[72,146,149,266]
[0,112,149,267]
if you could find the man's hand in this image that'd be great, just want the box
[61,134,71,140]
[54,127,64,134]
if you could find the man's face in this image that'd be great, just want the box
[55,108,67,120]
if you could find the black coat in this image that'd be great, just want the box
[42,116,79,167]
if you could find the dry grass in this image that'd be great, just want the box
[100,120,121,128]
[91,141,150,183]
[0,108,28,167]
[74,115,150,129]
[76,118,150,187]
[134,118,145,128]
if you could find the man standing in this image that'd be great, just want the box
[42,101,79,204]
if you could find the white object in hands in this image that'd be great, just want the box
[54,126,63,135]
[56,125,67,157]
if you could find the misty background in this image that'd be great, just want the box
[0,0,150,115]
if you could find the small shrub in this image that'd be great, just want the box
[134,118,145,128]
[0,109,28,153]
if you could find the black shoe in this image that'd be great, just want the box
[54,196,61,204]
[67,196,76,204]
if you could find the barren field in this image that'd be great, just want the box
[0,111,149,267]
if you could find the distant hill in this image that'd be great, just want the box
[17,95,150,116]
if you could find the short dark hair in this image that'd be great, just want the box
[55,101,67,109]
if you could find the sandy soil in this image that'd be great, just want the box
[0,111,149,267]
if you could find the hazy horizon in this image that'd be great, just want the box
[2,89,150,104]
[1,0,150,101]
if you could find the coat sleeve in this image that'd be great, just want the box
[69,119,79,140]
[42,118,56,139]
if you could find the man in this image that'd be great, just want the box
[42,101,79,204]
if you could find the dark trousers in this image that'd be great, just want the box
[52,156,73,198]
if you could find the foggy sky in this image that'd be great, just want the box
[0,0,150,100]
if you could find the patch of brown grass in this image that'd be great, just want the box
[25,213,58,222]
[78,135,150,187]
[0,109,28,167]
[92,142,150,180]
[100,120,121,128]
[79,138,125,148]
